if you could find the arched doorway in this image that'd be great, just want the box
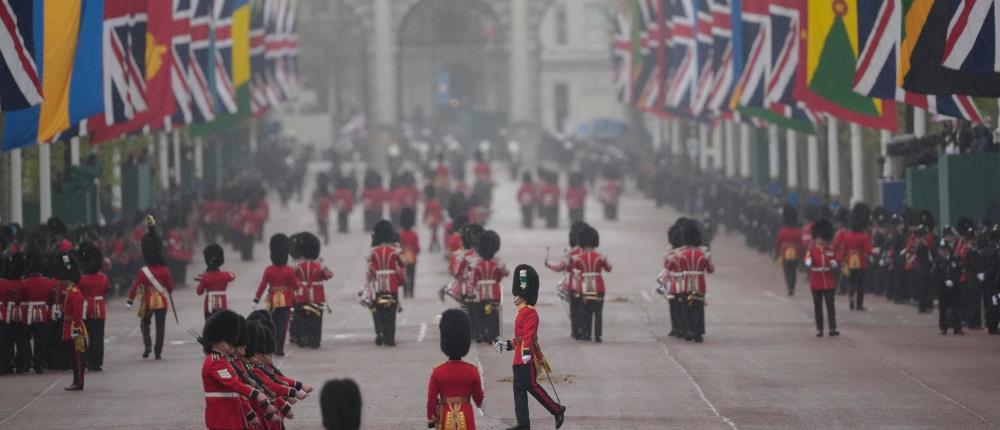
[397,0,508,149]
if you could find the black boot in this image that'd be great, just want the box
[555,405,567,429]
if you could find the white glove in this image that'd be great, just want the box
[879,259,886,267]
[872,247,882,255]
[656,285,666,295]
[945,280,954,287]
[521,353,532,363]
[804,258,812,268]
[125,302,133,310]
[51,309,62,320]
[493,339,512,353]
[977,273,986,282]
[830,260,838,269]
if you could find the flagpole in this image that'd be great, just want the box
[9,149,22,225]
[39,143,52,223]
[827,116,841,199]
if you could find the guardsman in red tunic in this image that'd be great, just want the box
[127,217,175,360]
[565,173,587,224]
[55,253,86,391]
[494,265,566,430]
[365,220,406,346]
[806,218,839,337]
[539,170,561,229]
[572,226,611,342]
[201,310,275,430]
[424,185,443,252]
[77,243,109,371]
[598,167,623,221]
[196,244,236,320]
[314,173,333,245]
[450,226,484,336]
[670,219,715,342]
[471,231,508,342]
[545,222,586,339]
[334,175,355,234]
[253,234,300,356]
[362,170,386,232]
[837,204,874,311]
[427,309,485,430]
[831,207,851,295]
[399,208,421,299]
[516,172,537,228]
[0,255,16,375]
[19,249,57,373]
[167,222,194,288]
[656,222,685,337]
[773,206,803,296]
[295,233,332,348]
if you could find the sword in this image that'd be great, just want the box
[167,291,180,324]
[542,364,562,405]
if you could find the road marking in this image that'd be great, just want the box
[0,376,62,425]
[763,290,788,304]
[641,290,652,302]
[659,343,739,430]
[417,323,428,342]
[876,354,992,425]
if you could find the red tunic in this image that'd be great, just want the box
[399,229,420,265]
[517,183,536,206]
[539,183,560,209]
[254,266,300,310]
[426,360,485,430]
[512,305,540,366]
[197,271,237,314]
[19,275,57,324]
[61,284,84,341]
[773,227,804,261]
[474,161,491,182]
[402,185,420,209]
[572,250,612,295]
[666,247,715,295]
[128,265,174,311]
[424,199,442,226]
[333,188,354,212]
[202,351,259,430]
[658,249,680,295]
[316,195,332,220]
[837,231,873,270]
[565,186,587,210]
[387,188,405,214]
[367,245,405,295]
[806,244,837,291]
[78,273,109,320]
[446,232,463,253]
[295,260,332,304]
[167,229,194,262]
[599,180,622,204]
[546,247,582,294]
[0,278,19,323]
[362,187,385,211]
[472,259,508,301]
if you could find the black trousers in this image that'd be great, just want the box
[83,319,105,369]
[71,347,84,388]
[812,289,837,332]
[49,319,72,370]
[404,264,416,298]
[373,300,397,343]
[675,293,689,337]
[568,297,581,338]
[915,268,935,312]
[481,301,500,341]
[686,295,705,338]
[520,205,534,228]
[337,210,349,233]
[512,363,561,426]
[603,203,618,221]
[963,280,982,329]
[0,323,11,374]
[300,309,323,348]
[581,296,604,340]
[668,296,681,335]
[464,302,482,342]
[985,282,1000,333]
[939,289,963,332]
[289,305,303,344]
[239,233,254,262]
[140,309,166,357]
[782,260,798,294]
[849,269,866,309]
[363,209,380,232]
[13,324,38,372]
[272,307,291,354]
[544,206,558,229]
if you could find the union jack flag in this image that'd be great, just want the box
[854,0,983,122]
[941,0,1000,74]
[611,7,633,104]
[634,0,664,112]
[250,0,268,116]
[101,1,147,125]
[691,0,714,117]
[271,0,299,101]
[170,0,194,126]
[731,0,769,111]
[189,0,215,123]
[212,0,238,114]
[263,0,284,106]
[0,0,42,111]
[766,0,815,125]
[663,0,696,115]
[706,0,734,115]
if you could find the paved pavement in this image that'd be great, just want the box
[1,164,998,430]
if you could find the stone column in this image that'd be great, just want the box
[827,116,841,198]
[880,129,892,179]
[112,149,122,212]
[509,0,540,166]
[671,119,682,155]
[698,123,710,170]
[9,149,22,224]
[158,132,171,192]
[768,124,779,182]
[786,129,797,189]
[740,122,751,178]
[724,120,736,177]
[195,137,205,180]
[172,129,182,187]
[39,144,52,222]
[850,123,864,205]
[369,0,397,173]
[913,107,926,137]
[70,137,81,166]
[807,134,820,192]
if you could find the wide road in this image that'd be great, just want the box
[1,163,997,430]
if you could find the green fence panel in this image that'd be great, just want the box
[938,153,1000,226]
[906,166,939,216]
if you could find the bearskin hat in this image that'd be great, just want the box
[873,206,889,226]
[522,172,533,184]
[299,232,321,260]
[941,225,956,238]
[804,204,821,222]
[234,313,250,349]
[289,232,306,260]
[569,221,588,247]
[203,244,225,271]
[6,252,25,280]
[834,207,850,227]
[568,172,584,188]
[511,264,539,306]
[918,209,936,229]
[461,224,484,249]
[578,226,600,248]
[400,207,416,230]
[363,169,382,188]
[78,241,103,275]
[24,247,47,275]
[201,310,243,354]
[782,205,799,227]
[812,218,834,241]
[53,252,81,283]
[451,214,469,234]
[849,203,871,232]
[680,218,703,247]
[257,321,276,355]
[447,194,468,219]
[423,184,436,200]
[439,308,472,360]
[46,217,68,237]
[372,220,396,246]
[476,230,500,260]
[141,216,167,266]
[270,234,290,266]
[990,225,1000,243]
[320,379,363,430]
[668,223,683,248]
[244,321,262,357]
[956,216,976,239]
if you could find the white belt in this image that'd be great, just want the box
[581,273,599,278]
[205,392,240,398]
[207,291,226,298]
[94,296,104,301]
[375,270,395,276]
[682,271,704,275]
[811,268,831,272]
